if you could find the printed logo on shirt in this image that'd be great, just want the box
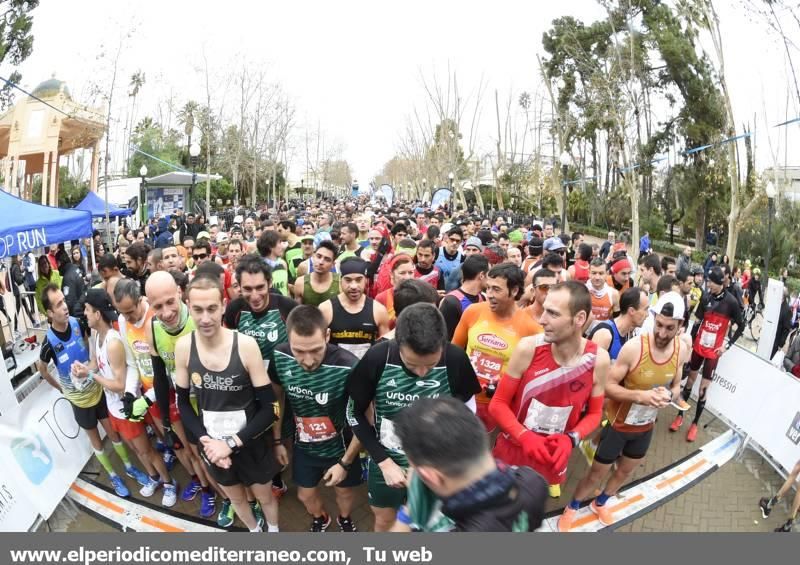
[315,392,329,405]
[191,372,203,387]
[386,379,397,387]
[476,333,508,350]
[416,380,441,388]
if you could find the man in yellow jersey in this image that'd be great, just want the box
[558,292,690,531]
[452,263,541,431]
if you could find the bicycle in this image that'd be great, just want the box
[743,302,764,341]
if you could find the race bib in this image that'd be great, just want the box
[469,350,503,383]
[379,417,405,453]
[202,409,247,440]
[295,416,337,443]
[624,403,659,427]
[699,330,717,349]
[339,342,371,360]
[523,398,572,435]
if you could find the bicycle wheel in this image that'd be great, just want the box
[749,311,764,341]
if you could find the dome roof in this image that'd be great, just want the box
[30,77,70,100]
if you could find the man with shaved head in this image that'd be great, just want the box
[144,271,219,521]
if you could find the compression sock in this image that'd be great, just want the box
[595,491,611,507]
[693,400,706,424]
[112,441,132,467]
[94,449,116,477]
[568,499,581,510]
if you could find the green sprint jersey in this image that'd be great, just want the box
[285,241,304,282]
[346,340,481,468]
[151,304,195,385]
[223,295,297,368]
[269,343,359,460]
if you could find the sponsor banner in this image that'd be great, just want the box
[430,188,451,210]
[0,474,38,532]
[0,384,94,520]
[699,346,765,432]
[146,188,184,220]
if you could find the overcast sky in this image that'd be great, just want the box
[10,0,800,183]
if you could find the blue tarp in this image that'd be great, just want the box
[74,190,132,218]
[0,188,94,259]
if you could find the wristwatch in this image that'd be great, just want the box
[567,431,580,448]
[337,459,352,471]
[224,436,240,453]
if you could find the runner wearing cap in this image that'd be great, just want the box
[489,281,609,498]
[464,236,483,256]
[670,265,743,442]
[558,292,689,530]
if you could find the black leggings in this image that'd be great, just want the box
[13,291,34,331]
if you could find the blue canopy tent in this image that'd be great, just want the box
[74,190,132,218]
[0,188,93,259]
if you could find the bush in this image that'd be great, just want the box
[573,222,720,262]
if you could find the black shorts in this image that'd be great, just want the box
[594,425,653,465]
[689,350,718,380]
[71,395,109,430]
[291,445,363,489]
[203,437,281,487]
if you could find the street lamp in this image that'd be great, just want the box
[189,142,201,214]
[139,164,148,226]
[406,181,411,202]
[559,151,571,234]
[448,171,455,213]
[765,181,778,283]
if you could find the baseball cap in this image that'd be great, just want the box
[707,266,725,285]
[543,237,567,252]
[230,225,243,234]
[300,233,315,242]
[651,291,686,321]
[508,230,524,243]
[84,289,118,322]
[465,236,483,251]
[196,231,210,241]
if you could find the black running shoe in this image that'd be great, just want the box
[759,497,772,519]
[775,519,793,532]
[310,513,331,532]
[337,515,357,532]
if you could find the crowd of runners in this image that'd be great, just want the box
[20,195,800,532]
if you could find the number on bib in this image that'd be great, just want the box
[523,398,572,435]
[295,416,337,443]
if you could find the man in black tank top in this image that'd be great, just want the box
[174,275,282,533]
[319,257,390,359]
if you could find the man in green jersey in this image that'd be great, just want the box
[145,272,220,520]
[256,231,289,296]
[224,255,297,498]
[277,220,304,282]
[346,303,481,531]
[269,305,362,532]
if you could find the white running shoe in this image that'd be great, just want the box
[162,479,178,508]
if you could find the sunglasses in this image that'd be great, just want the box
[193,253,208,260]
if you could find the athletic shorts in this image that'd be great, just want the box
[367,458,407,509]
[492,433,566,485]
[148,390,181,424]
[108,412,145,441]
[71,395,109,430]
[476,402,496,433]
[292,445,362,489]
[202,438,281,487]
[689,350,719,380]
[594,426,653,465]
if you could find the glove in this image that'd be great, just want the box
[519,431,552,466]
[545,434,573,472]
[128,396,153,422]
[122,393,136,419]
[162,425,183,451]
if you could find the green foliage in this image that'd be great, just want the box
[737,197,800,276]
[0,1,37,109]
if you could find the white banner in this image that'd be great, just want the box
[0,474,38,532]
[703,347,768,432]
[0,383,94,520]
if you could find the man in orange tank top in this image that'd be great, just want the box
[488,281,610,497]
[557,292,689,531]
[586,258,619,330]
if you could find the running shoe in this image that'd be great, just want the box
[548,484,561,498]
[181,479,202,502]
[775,519,793,532]
[686,423,698,442]
[337,515,357,532]
[590,500,614,526]
[163,450,177,472]
[759,497,773,519]
[109,475,130,498]
[669,414,684,432]
[557,506,577,532]
[162,479,178,508]
[310,513,332,532]
[272,482,288,499]
[251,516,265,533]
[249,500,264,525]
[124,465,150,487]
[671,398,691,411]
[200,491,216,519]
[139,477,160,498]
[217,499,235,528]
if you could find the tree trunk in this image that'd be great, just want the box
[695,200,707,251]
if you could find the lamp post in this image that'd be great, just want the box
[189,142,200,214]
[139,164,148,226]
[301,178,305,203]
[406,181,411,203]
[559,151,571,234]
[422,178,427,203]
[448,171,455,214]
[765,181,777,284]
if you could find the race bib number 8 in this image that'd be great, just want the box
[523,398,572,435]
[295,416,337,443]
